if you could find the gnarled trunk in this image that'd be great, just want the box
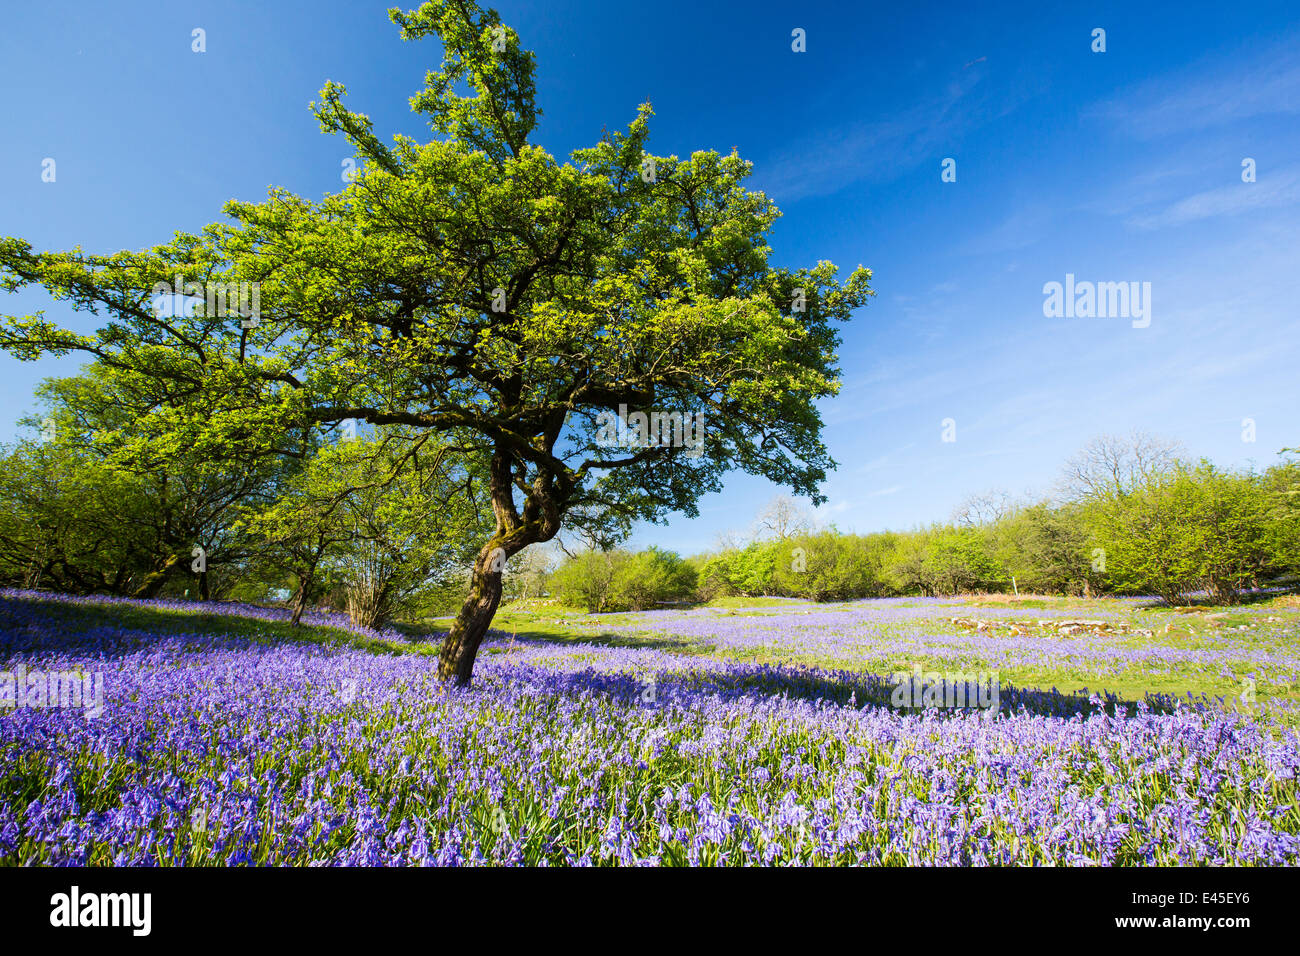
[290,573,312,627]
[438,542,507,686]
[437,447,562,686]
[132,552,183,600]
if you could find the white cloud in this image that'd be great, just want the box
[1127,165,1300,230]
[1089,32,1300,138]
[866,484,904,498]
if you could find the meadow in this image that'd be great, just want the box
[2,587,1297,865]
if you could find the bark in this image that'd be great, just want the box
[346,574,393,629]
[437,542,507,686]
[436,446,562,686]
[131,552,182,600]
[290,573,312,627]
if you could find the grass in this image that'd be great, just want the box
[476,592,1300,718]
[11,588,1298,718]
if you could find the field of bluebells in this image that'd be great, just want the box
[2,588,1298,866]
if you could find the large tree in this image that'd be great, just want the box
[0,0,872,684]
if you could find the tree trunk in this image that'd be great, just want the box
[347,575,392,630]
[198,568,211,602]
[290,572,312,627]
[132,553,182,600]
[438,543,507,686]
[437,446,562,686]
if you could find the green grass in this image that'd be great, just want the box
[704,595,811,609]
[475,593,1300,718]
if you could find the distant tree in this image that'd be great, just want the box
[609,547,697,610]
[921,526,1004,595]
[995,502,1099,596]
[549,550,625,613]
[771,530,893,601]
[1059,430,1183,503]
[753,493,816,540]
[1096,462,1278,604]
[501,544,556,603]
[1262,451,1300,576]
[952,489,1016,528]
[728,540,782,596]
[695,551,739,601]
[712,528,746,552]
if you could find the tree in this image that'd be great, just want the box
[952,489,1015,529]
[0,373,282,600]
[549,550,625,613]
[753,493,815,540]
[330,430,489,628]
[0,0,872,684]
[500,543,555,604]
[1262,451,1300,578]
[1058,430,1183,503]
[610,547,697,610]
[0,438,154,594]
[770,530,893,601]
[237,426,488,626]
[995,502,1099,596]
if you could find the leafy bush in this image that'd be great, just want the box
[1095,462,1281,603]
[609,547,698,610]
[550,548,696,612]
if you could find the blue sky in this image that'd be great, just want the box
[2,0,1297,555]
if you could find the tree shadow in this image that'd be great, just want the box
[497,658,1197,720]
[481,624,707,655]
[1136,586,1298,610]
[0,591,405,659]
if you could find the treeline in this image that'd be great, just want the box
[4,374,1296,621]
[551,444,1300,610]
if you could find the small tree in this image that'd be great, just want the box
[549,550,625,613]
[1096,462,1277,604]
[330,430,489,629]
[753,494,815,540]
[1059,430,1183,503]
[609,547,697,610]
[995,502,1100,596]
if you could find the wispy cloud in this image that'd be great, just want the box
[959,203,1057,256]
[1088,32,1300,139]
[752,65,1017,202]
[1126,164,1300,230]
[866,484,904,498]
